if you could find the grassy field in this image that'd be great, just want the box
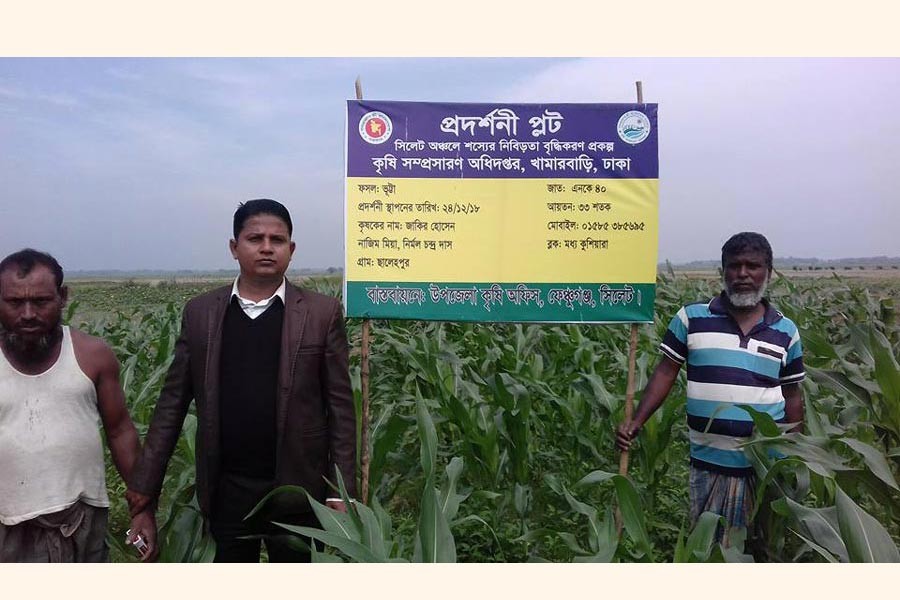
[65,270,900,562]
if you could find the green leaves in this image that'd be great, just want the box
[75,273,900,563]
[264,397,467,563]
[569,470,654,562]
[770,484,900,562]
[612,474,655,561]
[673,512,723,562]
[810,368,872,408]
[413,474,456,562]
[557,485,618,562]
[838,438,899,491]
[772,497,847,562]
[157,499,213,563]
[835,487,900,562]
[416,388,438,480]
[869,328,900,402]
[413,395,458,562]
[369,404,412,494]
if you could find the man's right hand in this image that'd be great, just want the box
[616,421,640,452]
[614,357,683,453]
[128,509,159,562]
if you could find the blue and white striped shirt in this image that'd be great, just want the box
[660,293,805,475]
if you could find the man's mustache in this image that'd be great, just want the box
[15,320,45,329]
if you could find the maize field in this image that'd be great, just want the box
[67,270,900,562]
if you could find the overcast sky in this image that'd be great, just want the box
[0,57,896,271]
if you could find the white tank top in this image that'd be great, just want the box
[0,326,109,525]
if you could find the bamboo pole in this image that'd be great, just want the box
[360,319,371,503]
[616,80,644,533]
[356,76,372,504]
[617,323,639,477]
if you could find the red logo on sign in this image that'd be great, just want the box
[365,117,387,138]
[359,111,392,144]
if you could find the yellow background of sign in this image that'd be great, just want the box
[346,178,658,283]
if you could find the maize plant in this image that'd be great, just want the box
[68,270,900,562]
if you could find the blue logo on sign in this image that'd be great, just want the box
[616,111,651,145]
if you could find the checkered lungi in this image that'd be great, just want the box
[0,501,109,562]
[689,465,756,547]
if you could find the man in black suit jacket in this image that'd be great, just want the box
[126,199,356,562]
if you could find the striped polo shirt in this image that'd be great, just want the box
[659,293,805,475]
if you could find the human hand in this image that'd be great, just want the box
[128,509,159,562]
[326,499,349,513]
[616,421,640,452]
[125,489,154,517]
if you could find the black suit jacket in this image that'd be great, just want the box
[129,282,357,516]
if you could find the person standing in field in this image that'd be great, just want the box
[616,232,805,545]
[0,249,141,562]
[126,199,357,562]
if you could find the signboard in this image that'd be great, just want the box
[344,101,659,323]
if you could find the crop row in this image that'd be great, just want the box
[68,271,900,561]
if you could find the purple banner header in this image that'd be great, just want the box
[347,100,658,179]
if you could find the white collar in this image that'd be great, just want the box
[231,276,286,309]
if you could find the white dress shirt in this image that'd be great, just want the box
[230,277,286,319]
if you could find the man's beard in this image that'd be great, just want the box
[725,277,768,308]
[0,327,58,361]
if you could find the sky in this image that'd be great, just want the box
[0,57,897,271]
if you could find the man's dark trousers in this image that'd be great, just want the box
[210,471,319,562]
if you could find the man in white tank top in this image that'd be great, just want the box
[0,249,141,562]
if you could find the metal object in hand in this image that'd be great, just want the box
[125,528,149,557]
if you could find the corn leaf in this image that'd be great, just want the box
[574,469,617,488]
[416,391,437,479]
[413,477,456,563]
[787,528,840,563]
[810,368,872,409]
[870,327,900,402]
[439,456,468,521]
[835,487,900,562]
[274,522,380,562]
[771,497,848,562]
[838,438,899,491]
[612,475,654,561]
[679,511,722,562]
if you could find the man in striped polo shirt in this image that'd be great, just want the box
[616,232,805,546]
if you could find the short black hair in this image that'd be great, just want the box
[0,248,65,291]
[721,232,773,270]
[233,199,293,240]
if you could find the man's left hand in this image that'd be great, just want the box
[128,509,159,562]
[326,499,349,513]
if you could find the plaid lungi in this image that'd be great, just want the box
[689,465,755,547]
[0,501,108,562]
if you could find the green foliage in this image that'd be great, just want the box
[673,512,722,562]
[250,398,469,562]
[71,284,221,562]
[69,271,900,562]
